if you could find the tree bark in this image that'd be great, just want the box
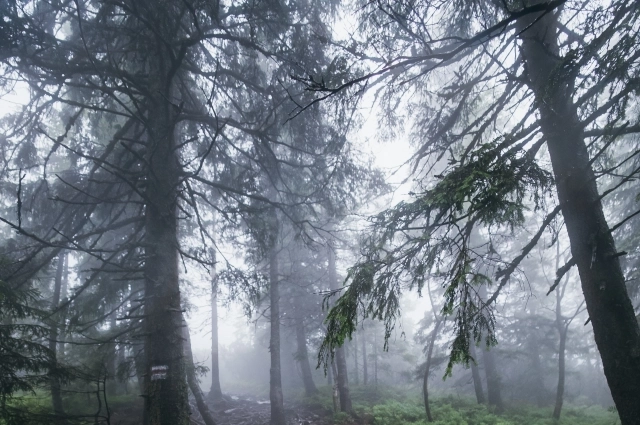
[468,341,486,404]
[295,317,318,396]
[209,249,223,402]
[49,252,66,423]
[182,317,217,425]
[328,243,352,412]
[423,318,442,422]
[518,5,640,423]
[142,4,189,422]
[269,247,286,425]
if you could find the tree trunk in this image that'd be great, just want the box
[553,328,567,420]
[353,332,359,385]
[269,248,286,425]
[478,286,503,411]
[468,341,486,404]
[373,328,378,385]
[107,310,118,396]
[481,345,503,412]
[133,341,146,394]
[362,324,368,385]
[531,337,545,408]
[327,360,333,387]
[295,317,318,396]
[182,317,217,425]
[518,5,640,423]
[209,249,223,402]
[328,243,352,412]
[49,252,66,423]
[331,362,340,413]
[423,318,443,422]
[142,5,189,421]
[117,328,126,395]
[57,252,68,358]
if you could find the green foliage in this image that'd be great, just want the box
[0,278,64,400]
[368,398,617,425]
[300,388,619,425]
[319,139,552,374]
[0,392,142,425]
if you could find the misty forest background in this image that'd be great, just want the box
[1,0,639,424]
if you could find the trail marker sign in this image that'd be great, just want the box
[151,365,168,381]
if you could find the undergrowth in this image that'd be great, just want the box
[299,385,620,425]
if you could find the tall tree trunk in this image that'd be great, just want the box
[57,252,68,358]
[49,252,66,422]
[182,317,217,425]
[269,248,286,425]
[107,310,118,396]
[423,318,443,422]
[117,327,127,395]
[295,317,318,396]
[142,5,189,421]
[362,324,368,385]
[327,361,333,387]
[553,328,567,420]
[209,249,223,402]
[353,332,359,385]
[518,5,640,423]
[468,341,486,404]
[478,286,503,411]
[133,340,146,394]
[481,347,504,412]
[530,336,545,408]
[328,243,352,412]
[373,329,378,385]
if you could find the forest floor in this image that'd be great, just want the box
[4,385,620,425]
[198,395,332,425]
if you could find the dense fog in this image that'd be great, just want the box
[0,1,639,425]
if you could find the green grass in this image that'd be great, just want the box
[1,391,142,425]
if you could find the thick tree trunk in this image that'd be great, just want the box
[423,318,442,422]
[49,252,66,422]
[295,317,318,396]
[182,317,217,425]
[269,248,286,425]
[468,341,486,404]
[142,6,189,421]
[209,249,223,402]
[518,5,640,423]
[328,243,352,412]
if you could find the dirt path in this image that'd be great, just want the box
[192,396,331,425]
